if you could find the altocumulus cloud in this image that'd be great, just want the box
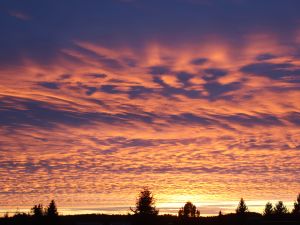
[0,0,300,215]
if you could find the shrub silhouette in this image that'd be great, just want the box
[218,210,223,216]
[263,202,274,216]
[274,201,288,216]
[31,204,44,217]
[178,201,200,218]
[292,193,300,215]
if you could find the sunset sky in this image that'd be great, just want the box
[0,0,300,216]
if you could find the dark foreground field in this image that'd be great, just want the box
[1,213,299,225]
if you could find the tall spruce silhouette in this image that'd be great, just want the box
[131,187,158,216]
[46,200,58,217]
[236,198,248,214]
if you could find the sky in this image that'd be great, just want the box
[0,0,300,216]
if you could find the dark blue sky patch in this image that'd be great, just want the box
[71,44,124,70]
[203,68,228,81]
[84,73,107,79]
[153,76,166,87]
[219,113,283,127]
[153,76,201,99]
[240,62,300,80]
[169,113,213,125]
[85,87,98,96]
[148,65,171,75]
[256,53,277,61]
[115,112,155,124]
[2,0,300,67]
[190,57,208,65]
[100,85,124,94]
[204,81,241,100]
[98,56,124,70]
[128,86,154,99]
[37,82,60,89]
[285,112,300,125]
[123,139,157,148]
[122,57,137,67]
[176,72,194,87]
[107,79,127,83]
[58,74,72,80]
[0,100,86,128]
[0,97,159,128]
[73,82,98,96]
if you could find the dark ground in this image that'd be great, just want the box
[1,212,299,225]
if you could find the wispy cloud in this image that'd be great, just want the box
[8,10,31,21]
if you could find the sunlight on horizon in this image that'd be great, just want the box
[0,199,296,217]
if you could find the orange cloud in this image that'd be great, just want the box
[0,36,299,216]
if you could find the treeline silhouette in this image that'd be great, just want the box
[1,188,300,225]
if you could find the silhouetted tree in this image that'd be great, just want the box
[292,193,300,215]
[217,210,224,224]
[236,198,249,225]
[178,208,183,217]
[3,212,9,219]
[218,210,223,217]
[131,187,158,216]
[178,201,200,218]
[31,204,44,217]
[274,201,288,216]
[46,200,58,217]
[263,202,274,216]
[236,198,248,215]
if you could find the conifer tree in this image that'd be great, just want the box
[292,193,300,215]
[236,198,248,214]
[263,202,274,216]
[46,200,58,217]
[131,187,158,216]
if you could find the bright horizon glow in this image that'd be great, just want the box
[0,200,296,217]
